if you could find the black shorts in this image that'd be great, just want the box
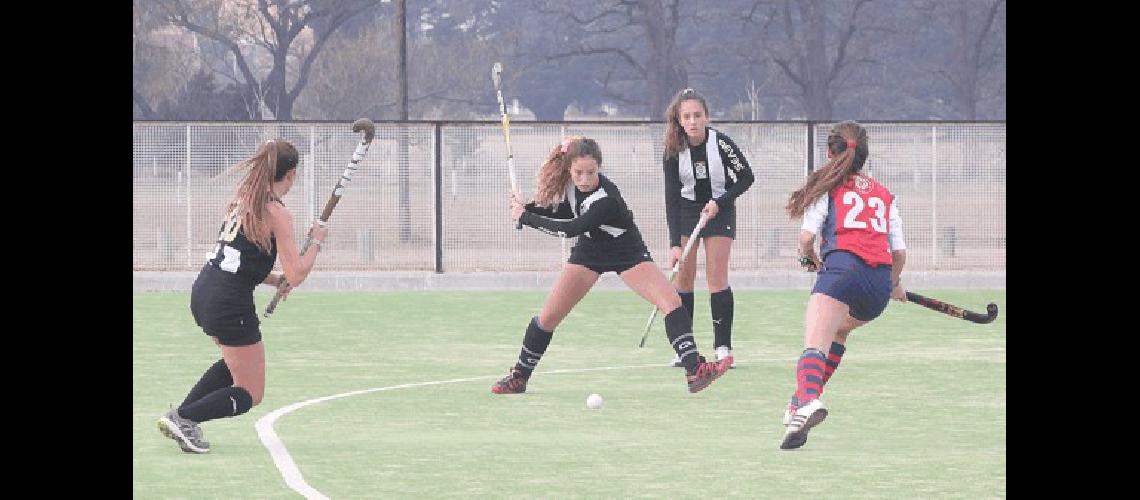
[189,265,263,347]
[676,203,736,241]
[568,242,654,275]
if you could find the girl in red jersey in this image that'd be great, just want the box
[778,121,908,450]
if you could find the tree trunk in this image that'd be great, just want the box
[954,0,977,120]
[801,0,832,120]
[642,0,686,116]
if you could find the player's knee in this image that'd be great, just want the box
[707,276,729,292]
[236,383,264,406]
[678,267,697,286]
[706,266,729,291]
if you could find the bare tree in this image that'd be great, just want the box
[157,0,378,120]
[134,0,201,119]
[936,0,1005,119]
[742,0,887,120]
[532,0,688,117]
[295,2,504,121]
[292,16,395,119]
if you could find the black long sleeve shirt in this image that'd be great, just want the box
[519,173,646,252]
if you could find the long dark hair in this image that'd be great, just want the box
[533,136,603,208]
[663,88,709,160]
[226,139,299,253]
[786,121,869,218]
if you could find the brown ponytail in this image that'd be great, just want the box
[786,121,869,218]
[226,139,299,253]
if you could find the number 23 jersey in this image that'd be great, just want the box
[802,174,906,267]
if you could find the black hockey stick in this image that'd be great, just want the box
[905,291,998,324]
[264,118,376,318]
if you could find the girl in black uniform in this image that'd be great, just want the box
[662,88,755,368]
[158,139,327,454]
[492,136,732,395]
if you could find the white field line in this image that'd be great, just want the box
[255,349,1004,499]
[256,361,673,499]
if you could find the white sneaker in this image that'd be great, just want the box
[780,398,827,450]
[670,355,683,367]
[715,346,735,368]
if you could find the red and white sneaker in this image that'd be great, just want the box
[491,367,529,394]
[715,346,736,369]
[685,356,731,393]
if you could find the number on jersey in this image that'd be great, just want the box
[841,192,887,233]
[218,206,243,242]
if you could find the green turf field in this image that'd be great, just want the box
[134,289,1005,499]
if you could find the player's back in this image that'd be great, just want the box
[819,174,894,267]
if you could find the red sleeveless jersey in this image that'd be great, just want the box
[819,174,895,267]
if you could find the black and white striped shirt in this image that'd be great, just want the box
[663,127,755,246]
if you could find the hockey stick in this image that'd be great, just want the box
[638,211,712,347]
[491,62,523,230]
[904,291,999,324]
[263,118,376,318]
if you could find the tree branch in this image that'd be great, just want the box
[133,88,155,118]
[972,0,1004,72]
[828,0,869,85]
[773,57,806,89]
[544,45,646,77]
[288,4,374,101]
[162,1,260,93]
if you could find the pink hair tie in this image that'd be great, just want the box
[560,139,573,153]
[846,140,856,150]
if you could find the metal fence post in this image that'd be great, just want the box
[185,124,193,268]
[932,124,938,269]
[806,122,815,175]
[309,125,316,222]
[434,122,443,273]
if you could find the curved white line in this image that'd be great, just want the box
[256,361,676,499]
[254,349,1004,498]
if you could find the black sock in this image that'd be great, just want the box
[178,386,254,424]
[179,359,233,410]
[514,317,553,377]
[710,287,734,349]
[664,307,700,370]
[678,291,695,325]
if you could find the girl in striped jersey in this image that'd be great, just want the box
[491,136,732,395]
[779,121,908,450]
[662,88,755,368]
